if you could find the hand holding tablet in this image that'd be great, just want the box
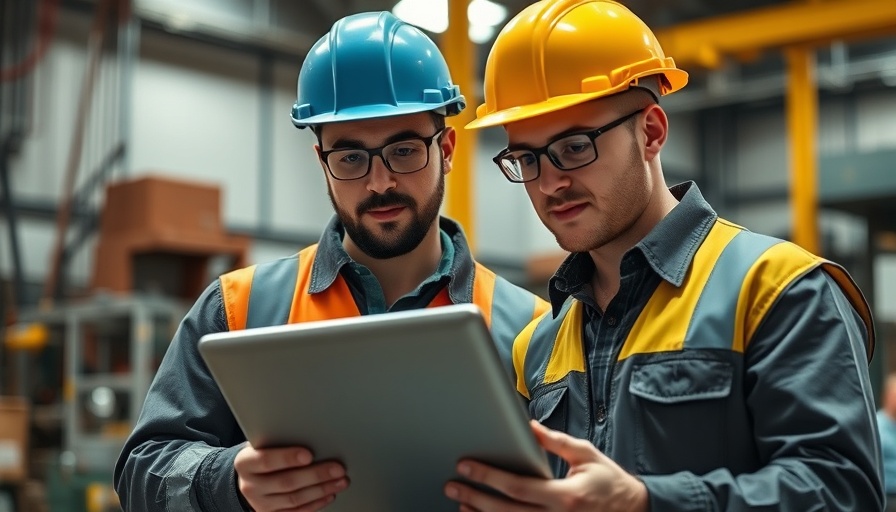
[199,304,551,511]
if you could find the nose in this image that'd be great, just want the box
[536,154,571,196]
[366,155,397,194]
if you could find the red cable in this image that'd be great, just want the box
[0,0,61,82]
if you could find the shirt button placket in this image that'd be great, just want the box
[596,404,608,424]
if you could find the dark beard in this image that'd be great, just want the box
[329,166,445,259]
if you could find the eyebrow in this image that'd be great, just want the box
[506,125,596,152]
[327,129,429,150]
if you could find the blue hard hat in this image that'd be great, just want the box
[291,11,465,128]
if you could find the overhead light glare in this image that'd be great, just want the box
[468,0,507,28]
[393,0,448,34]
[393,0,508,44]
[468,24,496,44]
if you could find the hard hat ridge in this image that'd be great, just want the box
[467,0,687,130]
[292,11,465,128]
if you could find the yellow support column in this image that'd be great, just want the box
[441,0,476,252]
[654,0,896,70]
[785,46,820,254]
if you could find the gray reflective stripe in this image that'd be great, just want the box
[165,445,216,511]
[526,299,575,390]
[490,276,540,377]
[247,256,299,328]
[685,231,781,350]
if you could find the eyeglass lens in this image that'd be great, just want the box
[326,139,431,180]
[499,133,598,182]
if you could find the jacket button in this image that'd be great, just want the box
[606,316,617,326]
[596,404,608,424]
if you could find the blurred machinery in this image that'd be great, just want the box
[0,397,29,512]
[4,174,249,511]
[14,296,187,512]
[1,0,894,511]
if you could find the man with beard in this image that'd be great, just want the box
[113,11,549,512]
[446,1,883,511]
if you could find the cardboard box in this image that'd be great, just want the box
[91,174,250,301]
[0,397,29,483]
[100,175,222,240]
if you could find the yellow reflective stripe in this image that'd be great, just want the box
[738,241,819,351]
[519,299,575,399]
[531,296,551,322]
[513,315,542,399]
[618,220,740,361]
[684,227,780,352]
[544,301,585,384]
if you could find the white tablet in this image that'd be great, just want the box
[197,303,551,511]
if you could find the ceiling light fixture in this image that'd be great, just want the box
[392,0,508,44]
[468,0,507,28]
[393,0,449,34]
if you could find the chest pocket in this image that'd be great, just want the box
[530,386,567,428]
[629,357,734,475]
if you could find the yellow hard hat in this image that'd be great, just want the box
[466,0,688,130]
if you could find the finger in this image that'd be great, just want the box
[235,445,315,474]
[530,420,601,466]
[294,494,336,512]
[453,461,551,506]
[240,462,346,497]
[266,476,348,511]
[444,481,540,512]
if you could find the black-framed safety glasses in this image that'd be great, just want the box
[493,109,644,183]
[318,130,444,181]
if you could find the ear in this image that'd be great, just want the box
[314,144,331,180]
[641,105,668,160]
[439,126,457,175]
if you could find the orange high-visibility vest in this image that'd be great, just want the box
[218,245,550,359]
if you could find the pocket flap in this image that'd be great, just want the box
[629,359,732,404]
[530,386,567,422]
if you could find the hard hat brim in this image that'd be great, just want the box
[466,68,687,130]
[466,92,604,130]
[292,99,464,128]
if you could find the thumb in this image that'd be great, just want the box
[530,420,600,467]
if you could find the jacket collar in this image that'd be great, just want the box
[547,181,718,315]
[308,215,478,304]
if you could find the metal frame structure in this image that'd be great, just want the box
[654,0,896,253]
[17,294,187,474]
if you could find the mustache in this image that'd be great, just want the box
[356,191,417,216]
[544,190,588,210]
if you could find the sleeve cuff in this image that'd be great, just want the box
[640,472,711,512]
[196,444,251,511]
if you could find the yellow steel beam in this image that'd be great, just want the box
[655,0,896,69]
[785,47,820,254]
[441,0,476,252]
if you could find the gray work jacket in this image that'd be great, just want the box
[515,182,883,511]
[113,216,547,511]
